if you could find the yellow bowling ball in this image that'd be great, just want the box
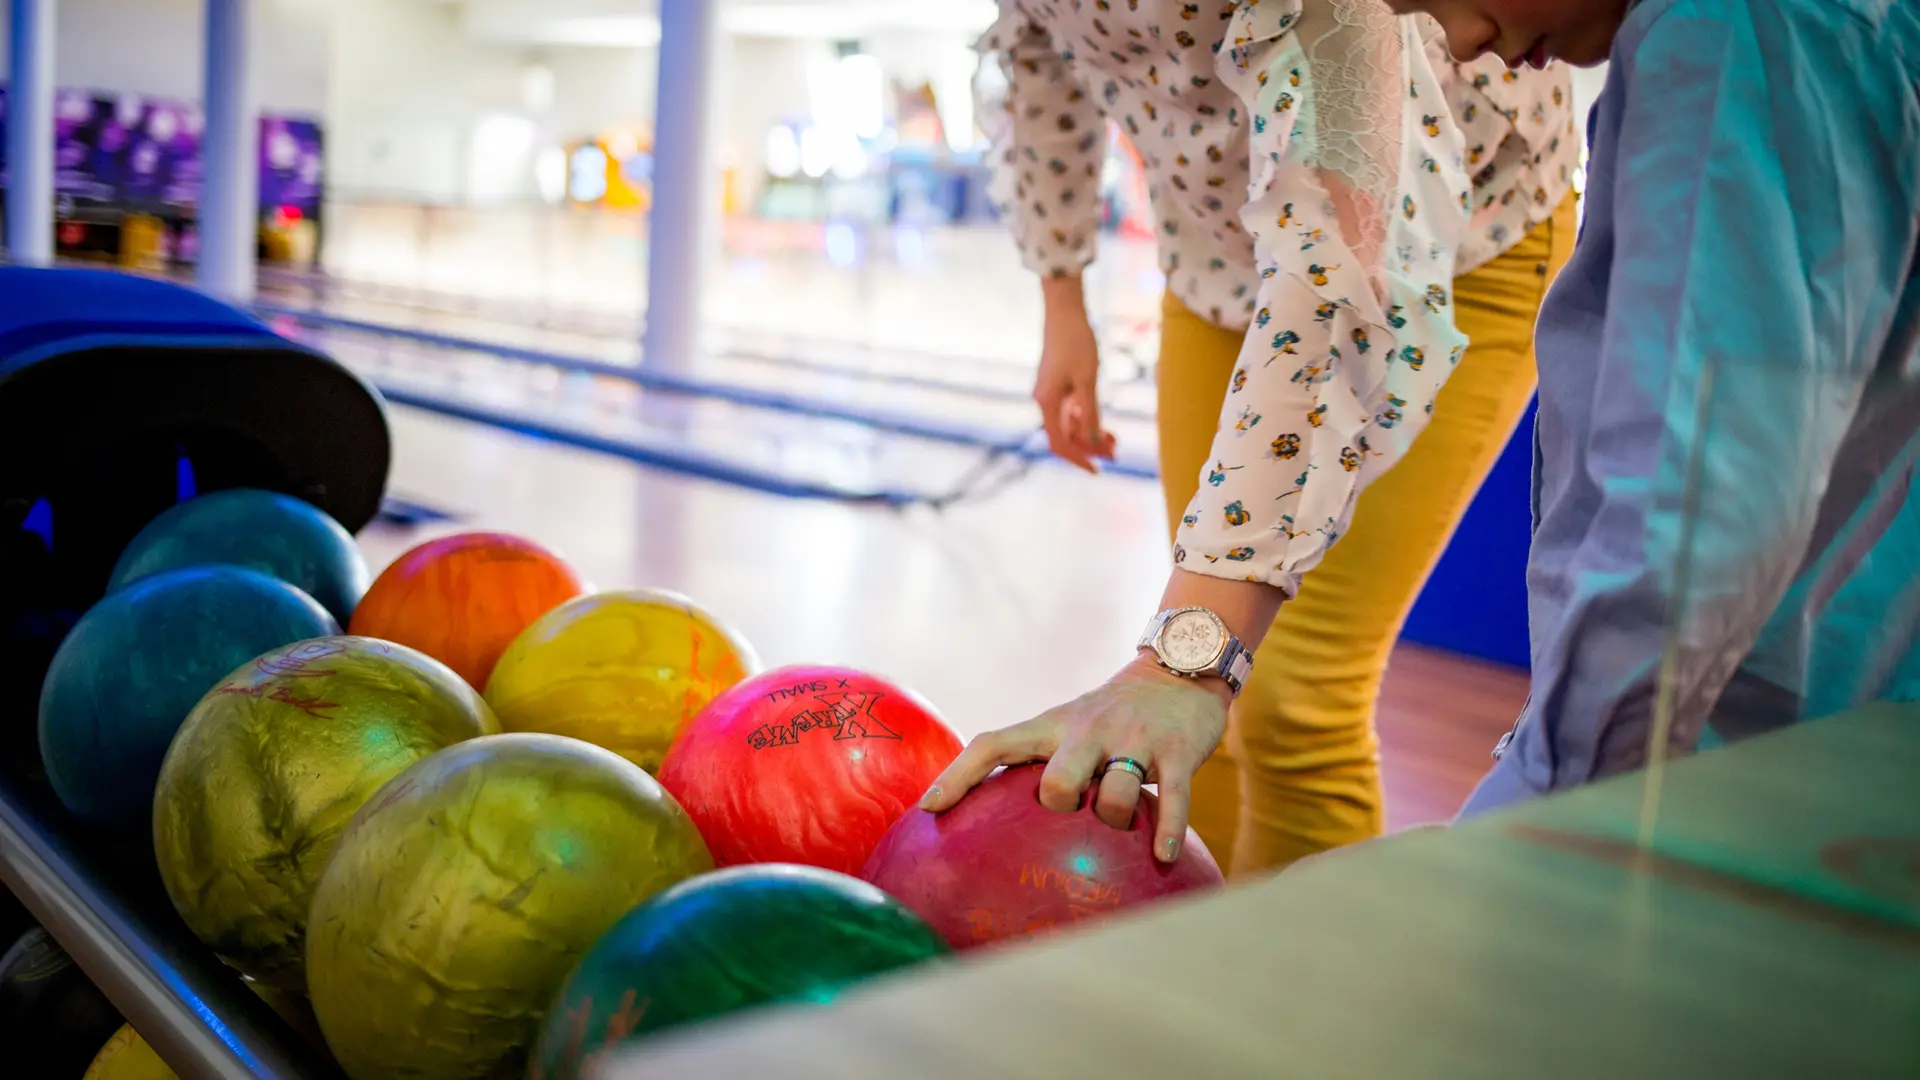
[483,588,758,773]
[84,1026,176,1080]
[305,733,713,1080]
[153,637,498,996]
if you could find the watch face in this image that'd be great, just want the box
[1159,610,1225,671]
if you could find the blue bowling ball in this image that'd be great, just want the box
[107,489,370,625]
[38,565,339,828]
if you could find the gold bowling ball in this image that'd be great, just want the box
[153,637,497,996]
[305,733,714,1080]
[84,1026,176,1080]
[484,588,758,773]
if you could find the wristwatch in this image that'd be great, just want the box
[1137,607,1253,698]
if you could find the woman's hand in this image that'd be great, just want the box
[920,654,1231,864]
[1034,275,1117,472]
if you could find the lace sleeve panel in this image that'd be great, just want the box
[1180,3,1472,593]
[1288,0,1407,307]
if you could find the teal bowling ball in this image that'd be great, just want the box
[529,864,947,1080]
[108,488,370,625]
[38,566,338,828]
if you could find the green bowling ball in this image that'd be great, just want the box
[153,636,498,996]
[529,864,948,1080]
[306,733,712,1080]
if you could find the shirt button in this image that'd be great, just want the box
[1491,729,1515,761]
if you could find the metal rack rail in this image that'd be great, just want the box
[0,770,342,1080]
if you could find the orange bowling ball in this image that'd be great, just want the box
[348,532,586,689]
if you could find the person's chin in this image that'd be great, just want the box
[1551,11,1629,67]
[1547,35,1612,67]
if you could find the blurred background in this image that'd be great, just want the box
[4,0,1140,360]
[0,0,1605,358]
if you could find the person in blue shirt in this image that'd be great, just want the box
[1426,0,1920,814]
[924,0,1920,856]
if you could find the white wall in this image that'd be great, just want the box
[721,34,828,189]
[325,0,503,201]
[544,43,657,139]
[0,0,329,114]
[324,0,667,203]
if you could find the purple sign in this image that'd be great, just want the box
[0,83,321,217]
[122,97,205,208]
[258,116,323,217]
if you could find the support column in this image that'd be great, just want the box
[199,0,258,301]
[5,0,56,266]
[640,0,719,372]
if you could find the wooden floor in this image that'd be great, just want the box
[360,407,1529,832]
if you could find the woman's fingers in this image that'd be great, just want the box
[1052,393,1115,472]
[1037,728,1108,813]
[1065,394,1118,457]
[1092,761,1144,829]
[1043,401,1097,472]
[1035,385,1084,469]
[920,718,1059,812]
[1065,389,1105,448]
[1150,761,1195,864]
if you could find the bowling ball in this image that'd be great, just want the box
[528,864,947,1080]
[306,733,713,1080]
[657,665,962,876]
[861,763,1224,951]
[153,636,499,995]
[107,488,371,625]
[348,532,586,690]
[0,928,126,1079]
[84,1025,178,1080]
[239,975,330,1052]
[38,566,339,828]
[0,514,82,773]
[485,589,759,773]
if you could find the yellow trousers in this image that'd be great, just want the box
[1157,194,1578,878]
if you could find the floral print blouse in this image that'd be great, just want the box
[980,0,1578,595]
[1447,53,1582,271]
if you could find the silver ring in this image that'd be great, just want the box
[1101,756,1148,782]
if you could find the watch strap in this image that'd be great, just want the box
[1216,639,1252,697]
[1136,609,1172,652]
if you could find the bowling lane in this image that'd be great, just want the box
[292,322,1082,501]
[253,273,1164,441]
[312,205,1169,377]
[371,407,1527,829]
[258,266,1127,388]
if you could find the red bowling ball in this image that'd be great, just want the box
[656,665,962,876]
[860,762,1224,951]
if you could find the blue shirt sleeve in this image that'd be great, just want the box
[1460,0,1920,816]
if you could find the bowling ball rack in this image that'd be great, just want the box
[0,766,343,1080]
[0,266,390,1079]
